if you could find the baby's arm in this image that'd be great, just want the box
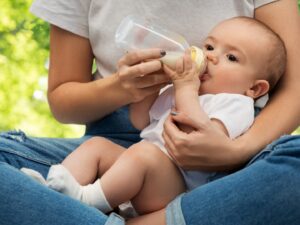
[129,93,159,130]
[164,52,228,135]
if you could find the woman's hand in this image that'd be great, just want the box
[162,111,248,172]
[117,49,170,102]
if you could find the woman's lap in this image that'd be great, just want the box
[0,130,89,177]
[0,106,140,176]
[0,162,112,225]
[0,106,139,225]
[0,132,128,225]
[167,135,300,225]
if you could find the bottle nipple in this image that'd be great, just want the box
[190,46,206,75]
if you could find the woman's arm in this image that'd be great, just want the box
[236,0,300,158]
[48,25,168,124]
[129,93,159,130]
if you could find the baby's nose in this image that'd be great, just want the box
[206,52,218,64]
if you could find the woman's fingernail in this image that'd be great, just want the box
[170,111,179,116]
[160,50,166,57]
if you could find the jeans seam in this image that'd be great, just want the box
[245,135,300,167]
[0,148,53,166]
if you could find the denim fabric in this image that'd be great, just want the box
[104,213,125,225]
[166,194,186,225]
[0,162,109,225]
[0,106,140,224]
[85,106,141,148]
[166,135,300,225]
[0,130,90,177]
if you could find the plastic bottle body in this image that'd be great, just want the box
[115,15,206,73]
[115,15,189,52]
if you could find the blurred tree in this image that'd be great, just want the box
[0,0,84,137]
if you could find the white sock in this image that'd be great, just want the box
[20,168,47,185]
[46,165,112,212]
[46,164,83,200]
[81,179,112,213]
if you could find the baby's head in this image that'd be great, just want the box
[199,16,286,99]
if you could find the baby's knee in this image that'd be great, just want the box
[77,137,112,157]
[82,137,114,151]
[84,136,111,147]
[126,141,168,166]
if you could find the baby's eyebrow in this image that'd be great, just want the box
[205,36,216,42]
[226,45,246,60]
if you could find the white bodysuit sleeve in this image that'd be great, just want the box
[202,94,255,139]
[149,86,174,122]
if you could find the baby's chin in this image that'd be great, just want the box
[198,86,210,95]
[198,83,219,95]
[198,80,210,95]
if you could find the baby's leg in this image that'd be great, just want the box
[62,136,125,184]
[100,141,185,215]
[46,137,125,211]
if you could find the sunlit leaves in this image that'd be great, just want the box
[0,0,83,137]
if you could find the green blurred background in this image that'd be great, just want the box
[1,0,300,138]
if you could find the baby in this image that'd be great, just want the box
[22,17,286,215]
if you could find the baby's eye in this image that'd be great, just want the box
[227,54,238,62]
[205,44,214,51]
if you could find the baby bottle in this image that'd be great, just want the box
[115,15,206,74]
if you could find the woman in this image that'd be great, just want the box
[0,0,299,224]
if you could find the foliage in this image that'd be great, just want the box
[0,0,84,137]
[0,1,299,137]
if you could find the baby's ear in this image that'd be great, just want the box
[245,80,270,98]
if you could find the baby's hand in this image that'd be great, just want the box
[163,51,200,91]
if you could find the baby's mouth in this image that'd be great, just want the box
[200,67,210,82]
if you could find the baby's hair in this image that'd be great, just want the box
[227,16,287,91]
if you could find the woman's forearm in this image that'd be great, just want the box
[48,74,132,124]
[236,86,300,162]
[48,25,131,124]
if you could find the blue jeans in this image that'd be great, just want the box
[0,106,139,225]
[167,135,300,225]
[1,106,300,225]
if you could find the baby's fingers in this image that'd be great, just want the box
[175,57,184,74]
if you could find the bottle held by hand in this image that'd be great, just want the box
[115,15,206,74]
